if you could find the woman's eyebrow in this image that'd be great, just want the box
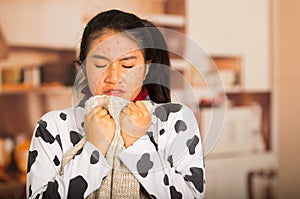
[91,54,110,61]
[119,56,137,61]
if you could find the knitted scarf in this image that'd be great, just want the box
[62,95,152,198]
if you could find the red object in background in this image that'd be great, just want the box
[199,93,226,108]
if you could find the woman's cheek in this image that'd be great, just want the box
[88,71,103,95]
[125,68,144,94]
[88,78,97,95]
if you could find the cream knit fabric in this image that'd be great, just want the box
[61,95,152,198]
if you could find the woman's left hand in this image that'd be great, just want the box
[120,101,151,148]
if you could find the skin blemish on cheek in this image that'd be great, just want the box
[93,82,98,91]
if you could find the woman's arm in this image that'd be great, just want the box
[26,110,111,198]
[119,103,206,198]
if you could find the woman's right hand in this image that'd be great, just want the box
[84,106,115,156]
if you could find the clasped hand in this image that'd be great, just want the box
[84,101,151,155]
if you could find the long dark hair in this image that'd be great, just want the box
[142,19,171,103]
[78,9,171,103]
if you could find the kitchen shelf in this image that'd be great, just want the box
[0,50,60,92]
[0,47,75,138]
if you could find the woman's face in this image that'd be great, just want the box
[85,31,148,101]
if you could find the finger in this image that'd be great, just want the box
[131,112,142,119]
[96,109,109,118]
[104,114,111,120]
[86,106,102,120]
[89,106,103,115]
[127,103,140,112]
[134,101,149,118]
[108,117,115,124]
[121,106,130,115]
[135,101,147,111]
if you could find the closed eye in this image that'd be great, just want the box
[122,65,134,68]
[95,64,107,68]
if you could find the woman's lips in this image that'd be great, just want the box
[104,89,125,96]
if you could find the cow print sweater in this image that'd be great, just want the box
[26,102,206,199]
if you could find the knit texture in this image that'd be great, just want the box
[61,95,152,198]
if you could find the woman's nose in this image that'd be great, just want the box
[104,62,120,84]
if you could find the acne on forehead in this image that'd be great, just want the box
[92,34,141,60]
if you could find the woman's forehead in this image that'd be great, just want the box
[89,32,142,60]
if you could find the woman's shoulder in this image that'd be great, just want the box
[152,101,191,112]
[36,107,83,138]
[38,107,82,132]
[151,101,194,122]
[40,107,76,122]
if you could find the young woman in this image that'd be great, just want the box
[26,9,205,199]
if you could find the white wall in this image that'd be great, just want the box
[0,0,85,49]
[0,0,166,49]
[186,0,270,91]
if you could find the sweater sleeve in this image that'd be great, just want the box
[118,103,206,199]
[26,111,111,199]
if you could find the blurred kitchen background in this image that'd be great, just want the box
[0,0,299,198]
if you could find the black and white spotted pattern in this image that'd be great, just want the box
[26,102,206,198]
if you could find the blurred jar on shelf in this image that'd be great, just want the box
[0,137,14,173]
[14,134,30,175]
[2,68,22,84]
